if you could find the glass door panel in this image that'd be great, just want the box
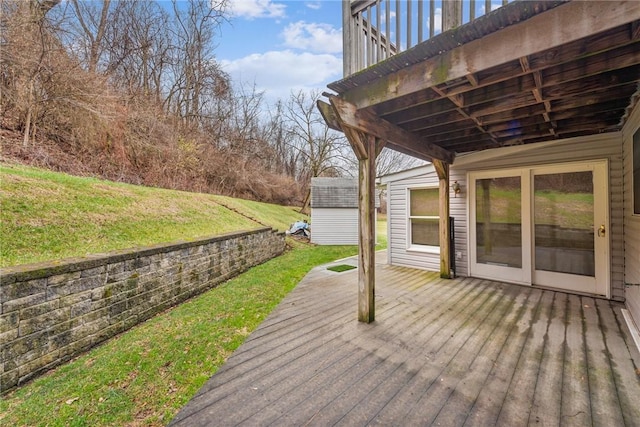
[470,171,529,285]
[475,177,522,268]
[534,171,594,276]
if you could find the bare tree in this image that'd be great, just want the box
[1,0,61,146]
[95,1,175,103]
[167,0,228,128]
[1,0,359,207]
[264,99,299,177]
[284,90,353,211]
[376,147,424,177]
[68,0,111,73]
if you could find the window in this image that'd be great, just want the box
[409,188,439,248]
[634,128,640,214]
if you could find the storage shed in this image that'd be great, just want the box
[310,177,377,245]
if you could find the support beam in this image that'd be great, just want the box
[317,99,342,132]
[327,95,455,164]
[323,100,386,323]
[433,160,451,279]
[355,133,379,323]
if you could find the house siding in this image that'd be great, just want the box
[451,169,468,277]
[623,103,640,327]
[385,133,625,300]
[310,208,360,245]
[387,168,468,275]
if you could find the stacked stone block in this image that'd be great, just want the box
[0,227,285,393]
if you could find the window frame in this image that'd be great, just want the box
[406,186,440,253]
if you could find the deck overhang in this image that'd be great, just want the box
[320,0,640,322]
[326,0,640,155]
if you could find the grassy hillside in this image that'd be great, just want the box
[0,163,362,426]
[0,163,308,268]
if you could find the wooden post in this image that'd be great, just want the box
[358,134,377,323]
[339,127,381,323]
[342,0,355,77]
[442,0,463,32]
[434,160,451,279]
[321,96,391,323]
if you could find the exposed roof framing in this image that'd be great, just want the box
[325,0,640,159]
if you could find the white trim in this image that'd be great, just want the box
[407,245,440,255]
[622,309,640,355]
[406,186,440,252]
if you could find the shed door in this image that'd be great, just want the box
[469,161,609,296]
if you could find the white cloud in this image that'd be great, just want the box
[220,50,342,104]
[491,2,503,12]
[481,2,504,14]
[430,8,443,35]
[228,0,286,19]
[306,2,321,10]
[281,21,342,54]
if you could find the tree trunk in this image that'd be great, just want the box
[23,79,35,148]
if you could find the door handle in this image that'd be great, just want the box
[598,224,606,237]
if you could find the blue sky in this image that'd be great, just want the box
[216,0,344,106]
[213,0,506,107]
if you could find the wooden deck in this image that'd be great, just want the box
[169,254,640,426]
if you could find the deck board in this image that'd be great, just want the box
[584,296,626,427]
[528,292,566,425]
[169,256,640,427]
[561,294,592,426]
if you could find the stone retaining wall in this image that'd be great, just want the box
[0,227,285,393]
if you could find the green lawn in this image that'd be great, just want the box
[377,214,388,249]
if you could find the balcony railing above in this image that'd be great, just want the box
[343,0,513,76]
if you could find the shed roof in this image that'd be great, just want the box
[310,177,358,208]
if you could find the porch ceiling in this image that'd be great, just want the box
[326,0,640,162]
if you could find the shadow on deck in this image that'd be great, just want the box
[170,254,640,426]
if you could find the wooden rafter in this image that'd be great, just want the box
[430,84,501,149]
[326,95,455,164]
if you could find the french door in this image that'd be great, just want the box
[469,161,609,297]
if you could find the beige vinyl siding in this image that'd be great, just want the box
[454,133,625,301]
[387,168,468,275]
[388,170,440,271]
[310,208,360,245]
[450,169,468,276]
[623,103,640,325]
